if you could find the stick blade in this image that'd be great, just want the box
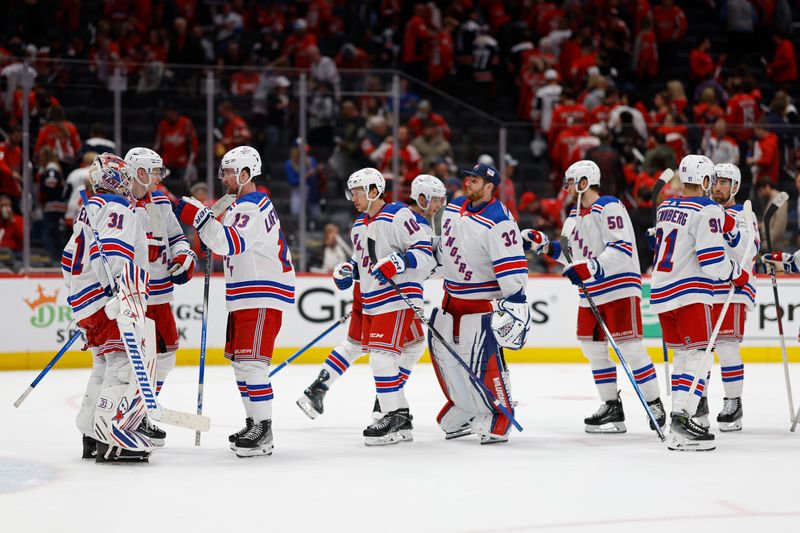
[211,194,236,217]
[152,408,211,432]
[658,168,674,183]
[771,191,790,210]
[13,387,33,408]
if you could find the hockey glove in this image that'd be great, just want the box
[563,259,603,286]
[722,212,741,244]
[168,250,198,284]
[762,252,799,273]
[521,229,550,255]
[728,260,750,288]
[333,260,357,290]
[491,290,530,350]
[175,196,213,231]
[372,252,407,284]
[646,227,656,251]
[147,237,165,263]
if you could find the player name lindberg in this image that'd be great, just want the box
[657,207,689,226]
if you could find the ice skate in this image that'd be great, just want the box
[445,422,473,440]
[371,396,382,420]
[234,420,274,458]
[647,398,667,430]
[396,408,413,442]
[95,442,150,463]
[137,415,166,447]
[480,433,509,445]
[296,370,330,419]
[82,435,98,459]
[717,397,743,432]
[667,411,716,451]
[228,417,254,450]
[363,409,412,446]
[693,396,710,428]
[584,393,626,433]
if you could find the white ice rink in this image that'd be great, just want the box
[2,363,799,533]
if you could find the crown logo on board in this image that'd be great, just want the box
[24,285,59,310]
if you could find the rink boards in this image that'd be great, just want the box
[2,273,800,369]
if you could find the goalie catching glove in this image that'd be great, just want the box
[491,290,530,350]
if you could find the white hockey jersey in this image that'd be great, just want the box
[61,193,149,321]
[650,196,737,314]
[196,191,296,312]
[350,202,435,316]
[712,203,758,309]
[134,191,191,305]
[439,197,527,301]
[553,196,642,307]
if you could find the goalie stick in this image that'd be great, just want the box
[366,222,523,432]
[561,217,666,441]
[652,168,674,396]
[762,191,797,427]
[195,193,236,446]
[79,188,210,432]
[681,201,757,412]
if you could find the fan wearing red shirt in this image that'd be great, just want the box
[408,100,452,140]
[335,43,370,70]
[652,0,687,43]
[747,123,780,184]
[218,101,253,153]
[154,106,199,178]
[403,4,432,80]
[689,37,717,82]
[34,106,81,171]
[632,18,658,79]
[726,84,761,144]
[428,19,456,85]
[0,127,22,204]
[548,89,590,148]
[0,193,23,252]
[767,35,798,84]
[284,19,318,69]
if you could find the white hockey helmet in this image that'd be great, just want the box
[345,167,385,201]
[89,153,131,197]
[411,174,446,205]
[218,145,262,186]
[714,163,741,194]
[679,154,715,190]
[564,160,601,192]
[124,147,164,186]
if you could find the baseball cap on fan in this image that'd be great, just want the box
[459,162,501,186]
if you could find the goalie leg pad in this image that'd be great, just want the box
[94,351,153,451]
[429,309,474,433]
[232,360,273,422]
[76,350,106,437]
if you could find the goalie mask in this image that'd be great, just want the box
[89,153,132,198]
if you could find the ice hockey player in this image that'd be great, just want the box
[341,168,435,445]
[125,147,196,446]
[62,153,153,462]
[522,160,666,434]
[175,146,295,458]
[695,163,756,432]
[432,162,529,444]
[650,154,750,451]
[297,174,446,420]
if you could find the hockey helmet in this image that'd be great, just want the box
[346,167,385,201]
[564,160,601,192]
[714,163,741,195]
[411,174,446,206]
[679,154,715,191]
[124,147,164,187]
[219,146,262,186]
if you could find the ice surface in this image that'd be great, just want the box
[1,363,799,532]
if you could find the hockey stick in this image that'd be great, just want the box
[652,169,674,396]
[270,311,353,377]
[762,192,797,426]
[366,224,523,432]
[79,189,210,432]
[560,218,666,441]
[682,201,757,412]
[13,328,81,408]
[195,193,236,445]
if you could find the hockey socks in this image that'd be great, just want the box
[232,360,273,423]
[321,339,363,387]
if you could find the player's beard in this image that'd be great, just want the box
[466,186,483,203]
[712,191,730,205]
